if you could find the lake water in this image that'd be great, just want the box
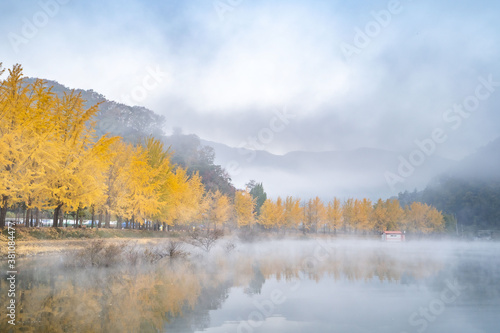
[2,239,499,332]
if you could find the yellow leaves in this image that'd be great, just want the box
[404,202,444,234]
[259,198,280,229]
[326,197,343,231]
[204,190,231,229]
[178,170,205,223]
[303,196,326,232]
[373,199,388,232]
[143,136,171,172]
[283,196,302,229]
[353,198,373,231]
[425,206,445,233]
[45,99,116,212]
[385,199,405,230]
[0,64,123,224]
[337,198,444,234]
[256,196,305,230]
[0,65,64,211]
[234,189,256,227]
[100,140,133,217]
[342,198,355,230]
[125,145,161,223]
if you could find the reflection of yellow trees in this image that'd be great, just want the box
[0,263,200,332]
[224,245,444,287]
[0,244,445,332]
[106,266,200,332]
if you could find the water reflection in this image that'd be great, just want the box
[1,240,499,332]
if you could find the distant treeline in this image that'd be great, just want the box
[255,195,447,235]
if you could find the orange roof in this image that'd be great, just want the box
[383,231,403,234]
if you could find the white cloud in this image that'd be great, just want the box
[1,0,499,159]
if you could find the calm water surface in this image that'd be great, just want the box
[2,239,499,332]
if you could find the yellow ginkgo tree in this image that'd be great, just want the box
[204,190,231,230]
[44,89,117,227]
[234,189,256,228]
[326,197,342,233]
[0,65,62,227]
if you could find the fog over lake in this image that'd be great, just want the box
[2,239,499,333]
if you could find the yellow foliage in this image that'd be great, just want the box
[259,197,285,229]
[283,196,302,229]
[303,196,326,232]
[205,190,231,229]
[404,202,445,233]
[234,190,256,227]
[326,197,342,231]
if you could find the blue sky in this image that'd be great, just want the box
[1,0,499,159]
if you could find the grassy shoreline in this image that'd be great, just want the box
[1,226,178,241]
[0,227,177,258]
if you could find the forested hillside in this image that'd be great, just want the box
[398,137,500,235]
[25,78,235,197]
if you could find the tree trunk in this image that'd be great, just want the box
[105,210,110,228]
[75,206,80,228]
[0,195,8,228]
[53,203,63,228]
[59,208,64,227]
[25,208,30,227]
[98,212,102,228]
[91,206,95,228]
[116,216,122,229]
[35,208,40,227]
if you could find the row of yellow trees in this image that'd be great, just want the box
[0,63,445,234]
[0,64,230,229]
[255,196,444,234]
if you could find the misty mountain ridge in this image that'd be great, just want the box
[201,139,457,200]
[444,136,500,182]
[27,76,499,201]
